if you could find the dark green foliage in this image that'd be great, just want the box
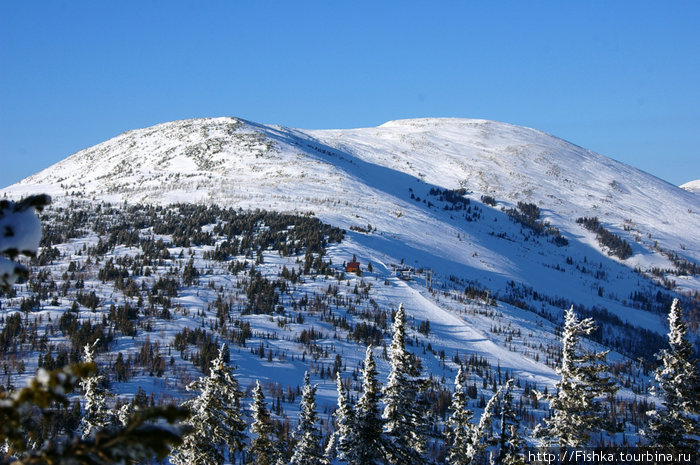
[244,272,281,315]
[0,312,23,353]
[577,217,633,259]
[108,302,139,336]
[349,321,384,346]
[429,187,470,210]
[172,327,223,374]
[481,195,497,206]
[504,202,567,245]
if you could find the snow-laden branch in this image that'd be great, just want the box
[0,194,50,288]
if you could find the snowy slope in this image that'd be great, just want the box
[2,117,698,451]
[4,116,698,332]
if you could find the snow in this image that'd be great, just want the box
[0,206,42,255]
[0,200,43,286]
[680,179,700,194]
[0,116,696,449]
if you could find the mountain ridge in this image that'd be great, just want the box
[2,117,699,454]
[3,116,699,333]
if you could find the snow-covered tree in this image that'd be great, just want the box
[326,371,357,464]
[535,306,618,448]
[494,379,524,465]
[445,367,475,465]
[116,402,132,428]
[248,380,279,465]
[0,195,50,288]
[78,340,112,439]
[353,345,386,465]
[644,298,700,452]
[1,362,187,464]
[382,303,429,465]
[471,382,500,464]
[171,344,246,465]
[290,372,326,465]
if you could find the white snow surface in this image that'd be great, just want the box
[680,179,700,194]
[2,117,697,442]
[4,116,698,323]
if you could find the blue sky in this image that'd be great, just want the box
[1,1,698,188]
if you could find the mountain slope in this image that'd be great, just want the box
[2,117,698,451]
[5,116,698,331]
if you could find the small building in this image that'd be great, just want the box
[345,261,360,273]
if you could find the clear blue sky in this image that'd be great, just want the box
[2,1,699,188]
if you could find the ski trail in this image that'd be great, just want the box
[391,277,558,384]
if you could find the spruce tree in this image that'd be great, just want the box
[535,306,618,448]
[78,340,112,439]
[382,303,428,465]
[494,379,524,465]
[354,345,386,465]
[290,372,326,465]
[171,344,246,465]
[471,382,499,464]
[326,371,357,464]
[248,380,278,465]
[445,367,475,465]
[644,299,700,452]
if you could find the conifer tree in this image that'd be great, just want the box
[116,402,132,428]
[248,380,278,465]
[326,371,357,463]
[535,307,618,448]
[644,299,700,452]
[79,340,113,439]
[354,345,386,465]
[290,372,326,465]
[171,344,246,465]
[470,382,499,464]
[494,379,524,465]
[445,366,475,465]
[382,303,428,464]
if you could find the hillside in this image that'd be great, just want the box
[1,117,699,458]
[6,117,699,325]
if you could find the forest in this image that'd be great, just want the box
[0,197,698,464]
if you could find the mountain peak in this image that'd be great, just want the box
[2,116,698,318]
[680,179,700,194]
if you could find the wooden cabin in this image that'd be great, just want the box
[345,261,360,273]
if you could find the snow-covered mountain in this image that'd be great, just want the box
[3,116,699,452]
[5,117,698,325]
[681,179,700,194]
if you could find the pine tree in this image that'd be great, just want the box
[644,298,700,453]
[290,372,326,465]
[470,382,499,464]
[248,380,278,465]
[535,306,618,448]
[326,371,357,463]
[171,344,246,465]
[445,367,475,465]
[382,303,428,465]
[78,340,112,439]
[494,380,524,465]
[116,402,132,427]
[354,345,386,465]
